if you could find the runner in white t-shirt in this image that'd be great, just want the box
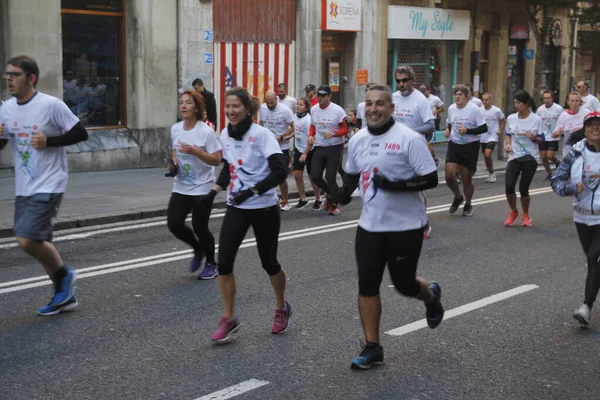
[332,84,444,370]
[536,90,563,180]
[167,91,222,280]
[503,91,544,227]
[0,56,88,315]
[444,84,488,216]
[308,85,349,215]
[208,87,291,343]
[419,84,445,131]
[260,91,295,211]
[356,82,376,129]
[468,84,483,107]
[577,81,600,113]
[277,83,297,113]
[553,92,587,157]
[291,96,322,210]
[480,92,506,183]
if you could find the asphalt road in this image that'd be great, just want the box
[1,171,599,400]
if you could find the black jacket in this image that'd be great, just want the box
[201,89,218,128]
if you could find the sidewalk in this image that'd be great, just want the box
[0,143,508,237]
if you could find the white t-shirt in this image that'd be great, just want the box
[392,89,434,130]
[220,123,282,209]
[278,96,297,113]
[536,103,564,142]
[259,103,294,150]
[293,113,312,153]
[470,97,483,107]
[504,113,544,163]
[171,121,222,196]
[480,106,505,143]
[345,122,436,232]
[311,102,347,147]
[427,94,444,118]
[356,102,366,122]
[446,102,486,144]
[570,145,600,225]
[0,92,80,196]
[556,109,587,156]
[581,94,600,113]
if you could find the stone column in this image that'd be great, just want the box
[295,0,322,96]
[178,0,214,92]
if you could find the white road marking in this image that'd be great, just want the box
[193,379,270,400]
[0,189,554,294]
[385,284,539,336]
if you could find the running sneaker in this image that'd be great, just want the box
[189,253,205,273]
[38,296,78,316]
[311,200,323,211]
[329,205,341,216]
[521,214,532,227]
[544,174,552,181]
[486,173,497,183]
[462,203,473,217]
[351,341,384,370]
[272,301,292,334]
[198,262,218,280]
[211,317,240,343]
[281,201,291,211]
[573,304,591,327]
[423,222,432,239]
[449,195,464,214]
[47,267,77,308]
[295,199,309,209]
[323,199,333,212]
[351,188,361,197]
[504,210,519,226]
[426,282,444,329]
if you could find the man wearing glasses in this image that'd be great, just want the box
[0,56,88,316]
[577,81,600,113]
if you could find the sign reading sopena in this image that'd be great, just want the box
[388,6,470,40]
[322,0,362,32]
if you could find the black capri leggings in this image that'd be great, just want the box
[310,144,344,195]
[217,205,281,276]
[505,157,538,197]
[575,223,600,309]
[167,192,215,263]
[355,226,424,297]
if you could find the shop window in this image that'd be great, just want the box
[61,0,125,127]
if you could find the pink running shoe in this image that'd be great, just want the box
[211,317,240,343]
[271,301,292,334]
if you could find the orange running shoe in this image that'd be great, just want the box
[504,210,519,226]
[521,214,532,227]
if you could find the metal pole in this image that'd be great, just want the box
[392,39,398,91]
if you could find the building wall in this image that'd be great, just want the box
[295,0,322,98]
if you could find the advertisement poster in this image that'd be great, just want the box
[356,70,369,85]
[329,62,340,92]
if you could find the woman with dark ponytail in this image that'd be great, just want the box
[207,87,292,343]
[503,90,544,227]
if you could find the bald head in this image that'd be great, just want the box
[265,90,277,109]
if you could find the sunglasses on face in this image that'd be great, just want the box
[396,78,411,84]
[317,93,328,97]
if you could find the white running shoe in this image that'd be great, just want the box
[351,188,360,197]
[486,173,496,183]
[280,201,291,211]
[573,304,591,327]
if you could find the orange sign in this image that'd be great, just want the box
[356,69,369,85]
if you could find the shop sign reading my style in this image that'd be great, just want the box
[388,6,470,40]
[322,0,362,32]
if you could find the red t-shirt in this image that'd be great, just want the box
[310,97,319,107]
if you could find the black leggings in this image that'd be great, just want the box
[355,226,424,297]
[575,223,600,308]
[311,144,344,195]
[217,205,281,276]
[167,192,215,263]
[505,157,538,197]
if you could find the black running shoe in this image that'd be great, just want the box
[351,342,384,370]
[462,203,473,217]
[426,282,444,329]
[449,196,464,214]
[295,199,309,209]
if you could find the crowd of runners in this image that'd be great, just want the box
[2,55,600,370]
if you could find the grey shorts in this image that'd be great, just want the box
[14,193,63,241]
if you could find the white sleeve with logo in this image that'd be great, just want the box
[52,98,80,132]
[283,106,294,124]
[420,98,435,123]
[408,135,437,176]
[345,135,361,175]
[260,128,283,159]
[204,127,222,154]
[473,106,486,128]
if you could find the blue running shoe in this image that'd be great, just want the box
[351,342,384,370]
[38,296,78,316]
[426,281,444,329]
[48,267,78,308]
[189,253,205,273]
[198,262,218,280]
